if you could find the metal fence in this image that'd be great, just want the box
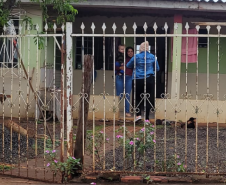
[0,21,226,182]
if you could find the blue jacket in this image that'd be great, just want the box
[126,51,160,79]
[115,61,124,75]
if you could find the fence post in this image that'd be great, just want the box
[66,22,73,156]
[171,14,182,99]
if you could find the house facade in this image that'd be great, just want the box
[1,0,226,123]
[71,0,226,123]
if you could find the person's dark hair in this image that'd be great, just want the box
[126,46,134,58]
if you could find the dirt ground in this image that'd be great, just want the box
[0,174,87,185]
[1,117,226,182]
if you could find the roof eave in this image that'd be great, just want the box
[19,0,226,12]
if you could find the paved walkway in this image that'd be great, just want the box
[1,174,226,185]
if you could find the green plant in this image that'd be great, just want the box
[45,138,60,150]
[22,15,33,30]
[144,175,152,184]
[30,0,79,24]
[156,155,185,172]
[33,32,45,50]
[0,1,9,27]
[108,177,113,181]
[86,130,110,169]
[47,22,54,30]
[22,15,46,52]
[116,120,155,170]
[156,125,164,129]
[37,120,43,124]
[31,143,42,151]
[73,134,76,141]
[45,149,81,183]
[94,125,104,132]
[0,165,12,171]
[0,0,80,29]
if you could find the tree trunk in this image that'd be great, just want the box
[74,55,93,164]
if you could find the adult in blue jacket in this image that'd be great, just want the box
[126,41,159,122]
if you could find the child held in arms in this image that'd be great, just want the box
[115,44,125,75]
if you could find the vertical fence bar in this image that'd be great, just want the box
[2,30,6,175]
[44,25,48,180]
[34,23,38,179]
[81,23,85,167]
[133,23,137,172]
[18,26,22,177]
[66,22,73,156]
[53,24,57,150]
[10,37,13,175]
[185,22,189,172]
[216,25,221,173]
[206,25,210,174]
[102,23,106,170]
[26,23,30,177]
[174,23,178,171]
[153,22,157,172]
[143,22,147,171]
[195,25,200,173]
[91,23,96,171]
[163,22,168,172]
[123,23,126,170]
[112,23,116,171]
[60,31,65,163]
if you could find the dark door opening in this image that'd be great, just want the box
[136,27,167,98]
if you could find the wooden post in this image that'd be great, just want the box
[74,55,93,164]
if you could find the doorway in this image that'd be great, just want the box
[135,27,167,98]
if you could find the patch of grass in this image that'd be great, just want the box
[86,125,104,133]
[95,125,104,132]
[31,144,42,150]
[46,139,60,149]
[37,120,42,124]
[156,125,164,129]
[0,165,12,171]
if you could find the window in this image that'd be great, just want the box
[75,37,92,69]
[74,37,113,70]
[0,19,19,68]
[198,29,207,48]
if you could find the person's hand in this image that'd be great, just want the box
[119,66,124,70]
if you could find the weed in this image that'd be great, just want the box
[0,165,11,171]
